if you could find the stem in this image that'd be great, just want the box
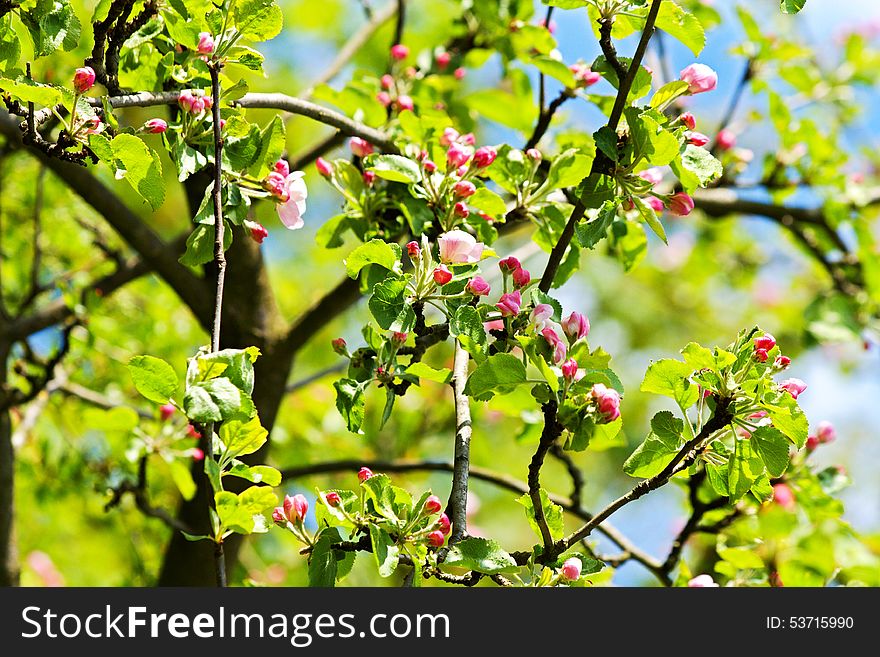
[447,341,472,544]
[208,60,227,587]
[527,401,561,556]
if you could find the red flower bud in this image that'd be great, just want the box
[325,491,341,507]
[754,333,776,351]
[396,94,414,111]
[349,137,374,158]
[716,129,736,150]
[381,74,394,90]
[466,276,491,296]
[376,91,392,107]
[245,220,269,245]
[433,264,453,286]
[561,358,579,383]
[512,267,531,289]
[454,67,466,80]
[772,483,795,510]
[686,131,710,147]
[283,493,309,523]
[561,557,581,581]
[424,495,442,514]
[363,170,376,186]
[143,118,167,134]
[406,240,421,259]
[453,180,476,198]
[774,355,791,369]
[358,467,374,482]
[498,256,521,273]
[331,338,347,355]
[435,52,452,69]
[315,157,334,178]
[73,66,96,94]
[454,201,470,218]
[754,348,769,363]
[390,44,409,60]
[391,331,408,346]
[667,192,695,216]
[427,531,445,547]
[186,424,201,439]
[272,507,286,526]
[437,513,451,535]
[159,404,175,421]
[472,146,497,168]
[679,112,696,130]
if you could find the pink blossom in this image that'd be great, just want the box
[667,192,695,216]
[453,180,476,198]
[446,143,473,168]
[381,74,394,89]
[754,333,776,351]
[315,157,333,178]
[159,404,175,421]
[274,171,308,230]
[438,229,484,263]
[496,291,522,317]
[427,531,445,547]
[192,447,205,462]
[529,304,554,331]
[688,574,719,588]
[541,327,567,364]
[716,129,737,150]
[186,424,201,439]
[526,148,542,161]
[679,112,697,130]
[561,359,579,383]
[283,494,309,523]
[561,311,590,342]
[638,167,664,185]
[498,256,521,273]
[440,127,460,147]
[396,95,414,111]
[73,66,96,94]
[483,319,505,332]
[358,467,374,482]
[816,421,836,443]
[350,137,374,158]
[806,435,820,452]
[570,63,601,87]
[424,496,442,514]
[143,118,167,134]
[591,383,621,422]
[680,63,718,94]
[772,483,796,510]
[272,507,286,526]
[376,91,392,107]
[197,32,215,55]
[466,276,491,296]
[460,133,476,146]
[178,89,195,112]
[779,378,807,399]
[512,267,531,289]
[686,131,710,147]
[646,195,665,212]
[390,44,410,60]
[433,265,453,286]
[560,557,581,581]
[472,146,497,169]
[424,160,437,173]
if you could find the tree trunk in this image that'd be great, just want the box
[0,341,19,586]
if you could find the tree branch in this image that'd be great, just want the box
[527,401,561,556]
[105,456,196,534]
[447,341,472,544]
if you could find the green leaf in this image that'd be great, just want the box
[404,362,453,384]
[761,394,809,448]
[594,126,618,162]
[650,80,690,110]
[780,0,806,14]
[361,474,398,522]
[345,239,401,278]
[577,174,616,210]
[219,415,268,459]
[632,195,666,243]
[442,537,519,574]
[233,0,284,42]
[751,426,790,478]
[728,436,763,501]
[364,154,421,183]
[628,111,680,167]
[0,76,65,106]
[640,359,698,407]
[21,0,82,58]
[368,274,415,332]
[334,378,365,434]
[93,135,165,211]
[464,353,528,401]
[225,462,281,486]
[468,187,507,218]
[128,355,179,404]
[531,55,576,87]
[680,342,737,374]
[655,1,706,56]
[168,460,197,501]
[543,149,592,192]
[450,305,487,351]
[623,411,685,478]
[369,525,400,578]
[576,200,617,249]
[516,489,564,542]
[185,378,255,423]
[308,535,338,587]
[179,223,233,267]
[672,145,722,192]
[196,348,259,394]
[216,487,276,535]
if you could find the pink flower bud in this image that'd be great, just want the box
[396,95,414,111]
[454,67,467,80]
[498,256,521,273]
[424,495,442,514]
[496,290,522,317]
[219,118,226,130]
[460,133,476,146]
[437,513,451,535]
[646,195,665,212]
[466,276,491,296]
[197,32,215,55]
[561,358,579,383]
[427,531,445,547]
[178,90,195,112]
[680,63,718,94]
[779,377,806,398]
[774,355,791,369]
[453,201,470,218]
[424,159,437,173]
[453,180,476,198]
[526,148,542,161]
[806,435,820,452]
[272,507,286,526]
[381,74,394,90]
[754,333,776,351]
[512,267,531,289]
[315,157,334,178]
[159,404,175,421]
[570,63,601,87]
[391,44,410,60]
[686,131,710,147]
[363,170,376,186]
[350,137,374,158]
[772,483,795,510]
[591,383,621,423]
[376,91,392,107]
[283,494,309,523]
[530,304,553,331]
[435,51,452,69]
[440,128,460,147]
[433,265,453,286]
[716,129,737,150]
[754,348,769,363]
[143,118,167,134]
[358,467,374,482]
[816,420,836,443]
[679,112,696,130]
[202,95,213,110]
[472,146,497,169]
[561,557,581,581]
[73,66,96,94]
[192,447,205,462]
[190,96,206,114]
[688,574,719,587]
[246,221,269,244]
[446,143,473,168]
[456,165,468,177]
[638,167,664,185]
[406,240,421,259]
[186,424,201,439]
[331,338,347,355]
[325,491,342,506]
[542,327,568,364]
[667,192,695,216]
[561,311,590,342]
[391,331,408,345]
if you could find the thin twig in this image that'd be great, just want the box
[527,401,561,556]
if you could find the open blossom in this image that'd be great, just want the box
[266,166,308,230]
[680,63,718,94]
[197,32,215,55]
[560,557,582,581]
[779,378,807,399]
[561,311,589,342]
[772,483,796,510]
[541,327,567,364]
[667,192,695,216]
[638,167,664,185]
[688,574,719,588]
[349,137,374,158]
[496,291,522,317]
[591,383,621,422]
[73,66,96,94]
[466,276,491,296]
[438,230,484,263]
[529,304,553,332]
